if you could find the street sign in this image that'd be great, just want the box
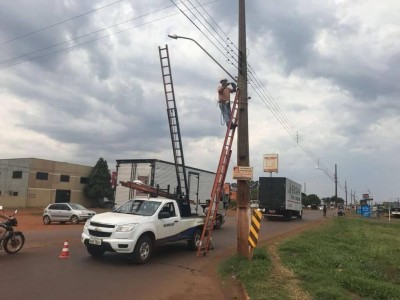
[263,153,278,173]
[233,166,253,180]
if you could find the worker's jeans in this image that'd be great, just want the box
[219,101,231,125]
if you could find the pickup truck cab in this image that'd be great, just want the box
[81,197,204,264]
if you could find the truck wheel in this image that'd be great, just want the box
[297,212,302,220]
[188,229,201,251]
[285,211,292,221]
[132,235,153,264]
[87,246,105,257]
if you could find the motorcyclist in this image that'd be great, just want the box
[338,206,345,217]
[323,205,327,217]
[0,206,13,238]
[0,207,13,220]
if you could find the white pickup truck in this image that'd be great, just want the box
[81,196,205,264]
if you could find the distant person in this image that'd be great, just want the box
[223,196,228,210]
[217,78,237,129]
[323,205,327,217]
[338,206,345,217]
[204,199,211,215]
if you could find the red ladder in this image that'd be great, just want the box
[197,90,240,256]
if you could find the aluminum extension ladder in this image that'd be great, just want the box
[158,45,189,199]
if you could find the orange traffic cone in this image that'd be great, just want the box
[59,240,70,259]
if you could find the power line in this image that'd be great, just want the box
[0,13,179,70]
[173,1,350,197]
[0,0,124,46]
[0,1,351,197]
[0,0,218,70]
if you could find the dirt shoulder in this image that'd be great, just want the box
[214,217,332,300]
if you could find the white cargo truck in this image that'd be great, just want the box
[115,159,216,215]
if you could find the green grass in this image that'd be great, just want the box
[279,218,400,299]
[218,217,400,299]
[218,248,291,300]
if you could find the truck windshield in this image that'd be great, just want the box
[115,200,161,216]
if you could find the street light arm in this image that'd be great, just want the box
[167,34,237,83]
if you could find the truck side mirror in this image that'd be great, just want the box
[159,211,170,219]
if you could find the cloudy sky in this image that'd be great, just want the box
[1,0,399,203]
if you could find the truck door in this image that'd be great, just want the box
[156,202,182,240]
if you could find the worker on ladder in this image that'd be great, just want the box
[217,78,237,129]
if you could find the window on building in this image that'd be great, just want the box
[12,171,23,179]
[60,175,70,182]
[80,177,88,184]
[36,172,49,180]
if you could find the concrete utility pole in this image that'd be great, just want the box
[236,0,250,258]
[334,164,337,206]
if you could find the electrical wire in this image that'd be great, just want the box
[0,0,124,46]
[0,0,218,69]
[0,1,350,197]
[173,0,349,196]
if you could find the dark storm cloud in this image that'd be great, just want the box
[0,0,399,203]
[234,1,400,103]
[0,1,103,71]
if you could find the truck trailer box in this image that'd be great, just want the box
[258,177,302,221]
[115,159,216,215]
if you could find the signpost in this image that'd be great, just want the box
[233,166,253,181]
[263,154,279,174]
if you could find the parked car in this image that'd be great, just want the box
[43,203,96,225]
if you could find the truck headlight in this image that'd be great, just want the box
[116,224,138,232]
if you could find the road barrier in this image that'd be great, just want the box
[248,209,262,248]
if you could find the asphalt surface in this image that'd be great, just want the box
[0,208,327,299]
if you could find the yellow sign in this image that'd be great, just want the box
[248,209,262,248]
[233,166,253,180]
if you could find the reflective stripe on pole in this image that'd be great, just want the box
[248,209,262,248]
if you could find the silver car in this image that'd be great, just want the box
[43,203,96,225]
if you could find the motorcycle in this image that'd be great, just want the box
[0,206,25,254]
[337,209,345,217]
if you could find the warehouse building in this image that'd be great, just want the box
[0,158,92,208]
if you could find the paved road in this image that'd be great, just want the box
[0,209,325,299]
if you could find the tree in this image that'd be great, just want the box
[307,194,321,206]
[322,196,345,207]
[302,193,321,207]
[84,158,114,206]
[249,180,259,200]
